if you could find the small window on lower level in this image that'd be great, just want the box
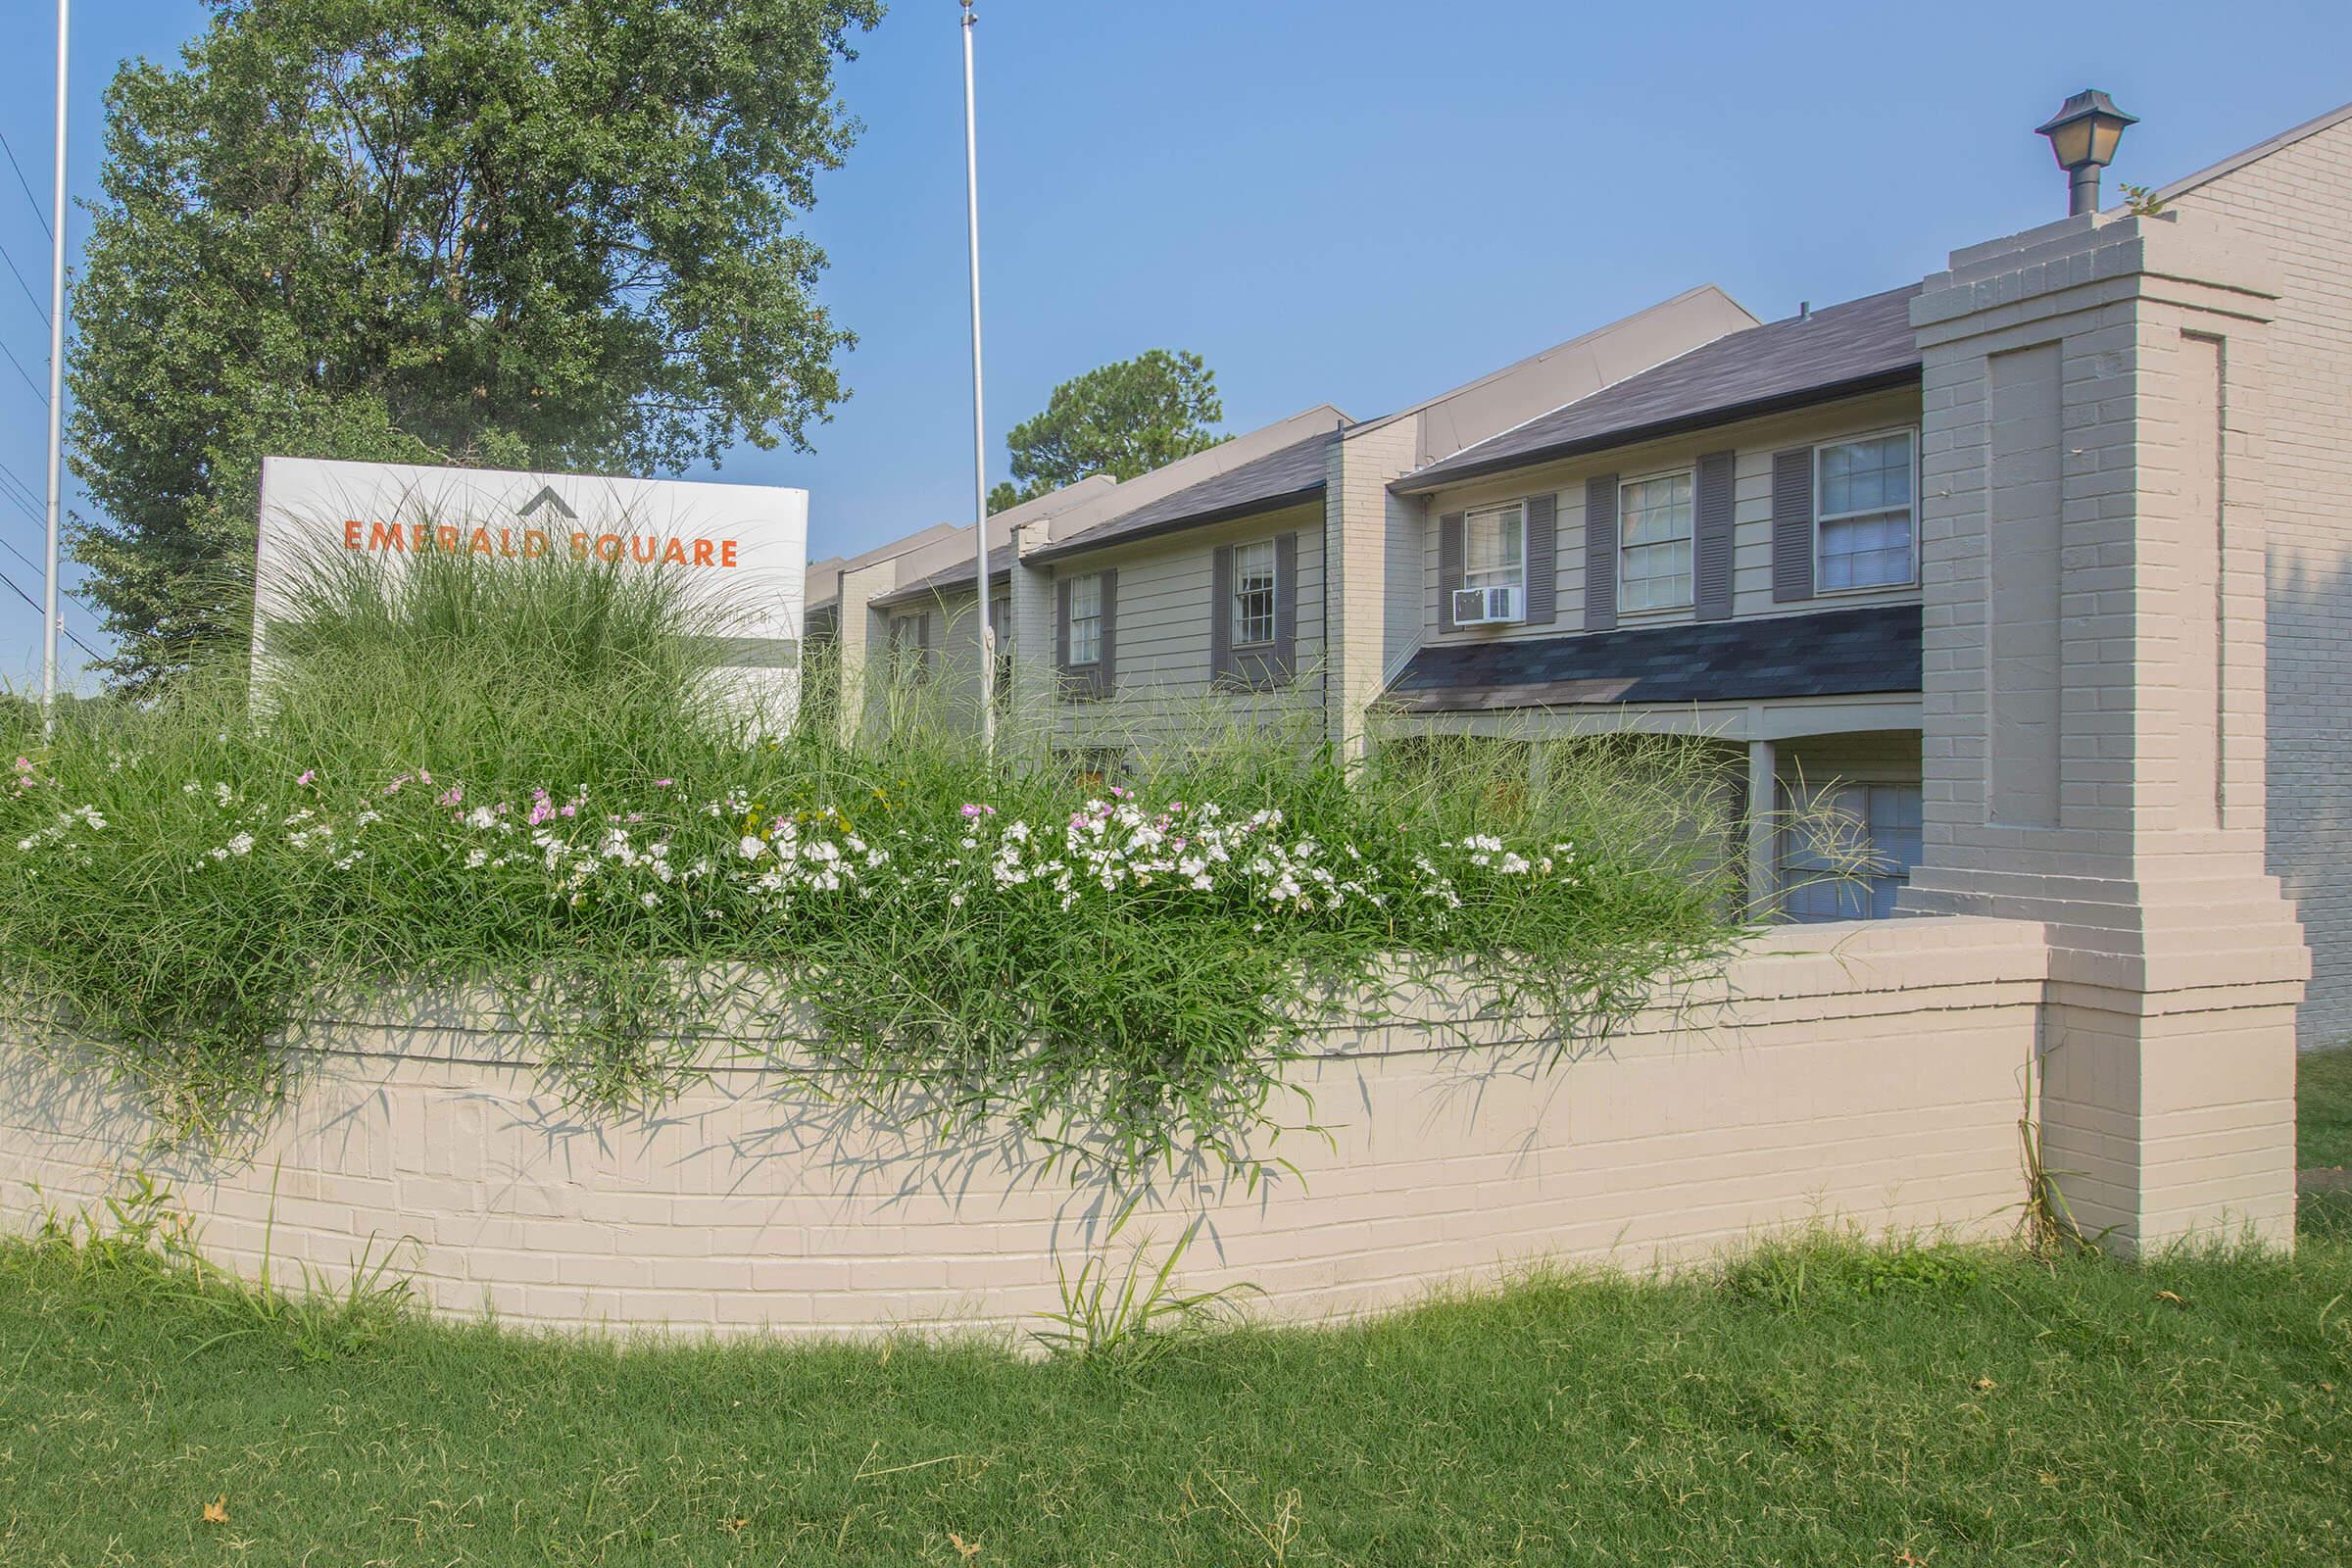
[1779,782,1923,921]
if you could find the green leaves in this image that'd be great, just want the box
[66,0,883,688]
[989,350,1229,514]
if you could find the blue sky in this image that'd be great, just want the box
[1,0,2348,685]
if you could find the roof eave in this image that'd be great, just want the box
[1029,483,1327,565]
[1391,366,1923,496]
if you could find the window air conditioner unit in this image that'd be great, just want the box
[1451,584,1523,625]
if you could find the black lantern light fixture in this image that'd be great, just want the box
[2036,88,2138,217]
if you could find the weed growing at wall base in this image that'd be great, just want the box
[1,552,1749,1178]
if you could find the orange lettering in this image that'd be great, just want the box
[692,539,714,566]
[436,525,460,554]
[368,521,405,554]
[344,520,364,549]
[719,540,739,567]
[410,523,429,553]
[629,536,659,564]
[662,538,688,565]
[596,533,622,562]
[468,527,494,556]
[570,532,589,559]
[498,527,515,559]
[524,530,549,559]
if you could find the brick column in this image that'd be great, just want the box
[1901,211,2305,1249]
[1323,417,1424,762]
[832,559,893,750]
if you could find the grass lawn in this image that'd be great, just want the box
[2302,1045,2352,1243]
[1,1218,2347,1567]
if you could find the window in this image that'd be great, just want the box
[1779,782,1923,921]
[1816,431,1917,591]
[1463,503,1525,591]
[886,613,928,678]
[1619,471,1694,612]
[1232,539,1277,647]
[988,592,1012,704]
[1066,572,1102,665]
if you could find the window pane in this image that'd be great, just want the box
[1820,434,1913,517]
[1067,573,1101,664]
[1820,509,1914,589]
[1464,504,1524,587]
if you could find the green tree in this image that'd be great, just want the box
[68,0,882,688]
[987,349,1227,514]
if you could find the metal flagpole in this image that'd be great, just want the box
[40,0,68,732]
[960,0,994,758]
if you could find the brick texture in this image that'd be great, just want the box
[2171,121,2352,1045]
[1,917,2045,1337]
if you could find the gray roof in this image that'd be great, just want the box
[1031,431,1333,563]
[1399,286,1923,492]
[1385,605,1921,712]
[871,543,1014,610]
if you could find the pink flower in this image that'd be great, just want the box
[294,769,317,788]
[382,774,410,796]
[653,778,674,789]
[436,784,465,808]
[959,803,997,818]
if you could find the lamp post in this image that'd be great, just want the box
[959,0,994,758]
[2035,88,2137,217]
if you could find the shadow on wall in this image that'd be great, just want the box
[2267,548,2352,1047]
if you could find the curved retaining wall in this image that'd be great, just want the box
[0,915,2047,1336]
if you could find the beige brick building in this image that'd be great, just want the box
[825,99,2352,1052]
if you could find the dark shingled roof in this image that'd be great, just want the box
[1399,286,1923,491]
[1032,430,1332,563]
[871,543,1014,609]
[1385,605,1921,712]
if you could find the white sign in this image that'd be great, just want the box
[254,456,808,721]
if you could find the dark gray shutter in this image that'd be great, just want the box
[1772,447,1815,603]
[1584,474,1619,632]
[1524,494,1557,625]
[1437,512,1465,632]
[1210,543,1235,688]
[1054,575,1073,701]
[918,611,934,667]
[1095,568,1117,698]
[1268,531,1298,685]
[1694,451,1736,621]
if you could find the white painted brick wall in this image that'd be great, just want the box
[0,917,2048,1337]
[2172,122,2352,1045]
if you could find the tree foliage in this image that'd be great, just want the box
[988,349,1226,514]
[67,0,882,687]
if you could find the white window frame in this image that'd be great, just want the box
[1232,538,1278,649]
[1066,572,1102,666]
[1461,501,1526,594]
[1812,427,1920,595]
[1617,467,1695,614]
[887,612,928,677]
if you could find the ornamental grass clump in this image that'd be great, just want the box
[1,551,1752,1177]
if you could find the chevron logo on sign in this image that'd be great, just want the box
[517,485,577,520]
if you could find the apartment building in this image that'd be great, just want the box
[823,97,2352,1044]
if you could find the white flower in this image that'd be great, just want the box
[738,835,765,860]
[640,892,662,908]
[225,832,255,857]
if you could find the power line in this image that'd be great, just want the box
[0,235,47,325]
[0,336,44,405]
[0,562,100,662]
[0,126,52,241]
